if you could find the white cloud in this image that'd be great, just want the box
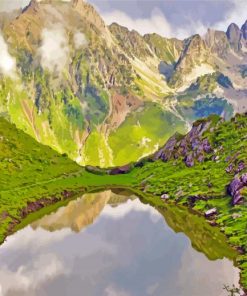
[214,0,247,31]
[0,253,65,295]
[74,31,88,49]
[102,8,173,38]
[99,0,247,40]
[0,34,16,77]
[104,285,130,296]
[0,0,29,12]
[39,25,70,73]
[101,198,161,223]
[101,7,211,39]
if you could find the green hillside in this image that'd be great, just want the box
[0,118,134,243]
[1,112,247,290]
[129,113,247,290]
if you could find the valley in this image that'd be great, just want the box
[0,1,247,295]
[0,0,246,167]
[0,112,247,292]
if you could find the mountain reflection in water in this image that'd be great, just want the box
[0,190,240,296]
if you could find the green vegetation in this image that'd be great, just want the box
[128,113,247,290]
[1,112,247,291]
[0,118,135,243]
[109,103,186,165]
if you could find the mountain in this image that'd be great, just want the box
[0,0,246,167]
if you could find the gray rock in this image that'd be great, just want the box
[241,20,247,40]
[185,154,194,167]
[161,193,169,200]
[226,163,233,173]
[228,173,247,205]
[205,208,217,218]
[237,161,245,173]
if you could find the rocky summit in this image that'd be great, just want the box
[0,0,246,167]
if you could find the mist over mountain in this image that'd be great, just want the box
[0,0,246,167]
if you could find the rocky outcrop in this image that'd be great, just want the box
[226,23,242,52]
[152,117,215,166]
[205,29,230,58]
[228,173,247,205]
[204,208,217,218]
[226,160,245,174]
[169,34,213,87]
[242,21,247,40]
[109,164,131,175]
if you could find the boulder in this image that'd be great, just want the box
[205,208,217,218]
[161,193,169,200]
[202,138,212,153]
[226,163,233,173]
[228,173,247,205]
[185,154,194,167]
[237,161,245,173]
[109,164,131,175]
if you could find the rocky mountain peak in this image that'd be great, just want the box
[204,28,230,57]
[185,34,207,54]
[226,23,242,51]
[241,20,247,40]
[227,22,240,34]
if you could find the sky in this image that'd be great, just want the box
[0,0,246,39]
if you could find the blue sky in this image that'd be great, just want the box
[1,0,246,39]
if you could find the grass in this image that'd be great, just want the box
[0,117,135,243]
[128,113,247,290]
[1,113,247,291]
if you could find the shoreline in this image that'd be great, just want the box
[1,184,246,293]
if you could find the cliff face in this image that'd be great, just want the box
[0,0,246,167]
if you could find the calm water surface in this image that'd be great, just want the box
[0,190,240,296]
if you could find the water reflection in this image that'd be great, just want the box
[0,190,240,296]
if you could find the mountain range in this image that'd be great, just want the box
[0,0,246,167]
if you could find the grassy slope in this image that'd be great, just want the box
[109,103,186,165]
[128,113,247,290]
[1,113,247,290]
[0,118,135,243]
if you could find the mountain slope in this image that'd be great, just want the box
[0,117,135,243]
[0,0,246,167]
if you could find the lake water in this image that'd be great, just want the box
[0,190,240,296]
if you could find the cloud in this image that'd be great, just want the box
[74,31,88,49]
[104,285,130,296]
[0,253,65,295]
[0,34,16,77]
[0,0,29,12]
[97,0,247,39]
[39,25,70,73]
[101,198,161,223]
[102,8,174,38]
[100,7,211,39]
[214,0,247,31]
